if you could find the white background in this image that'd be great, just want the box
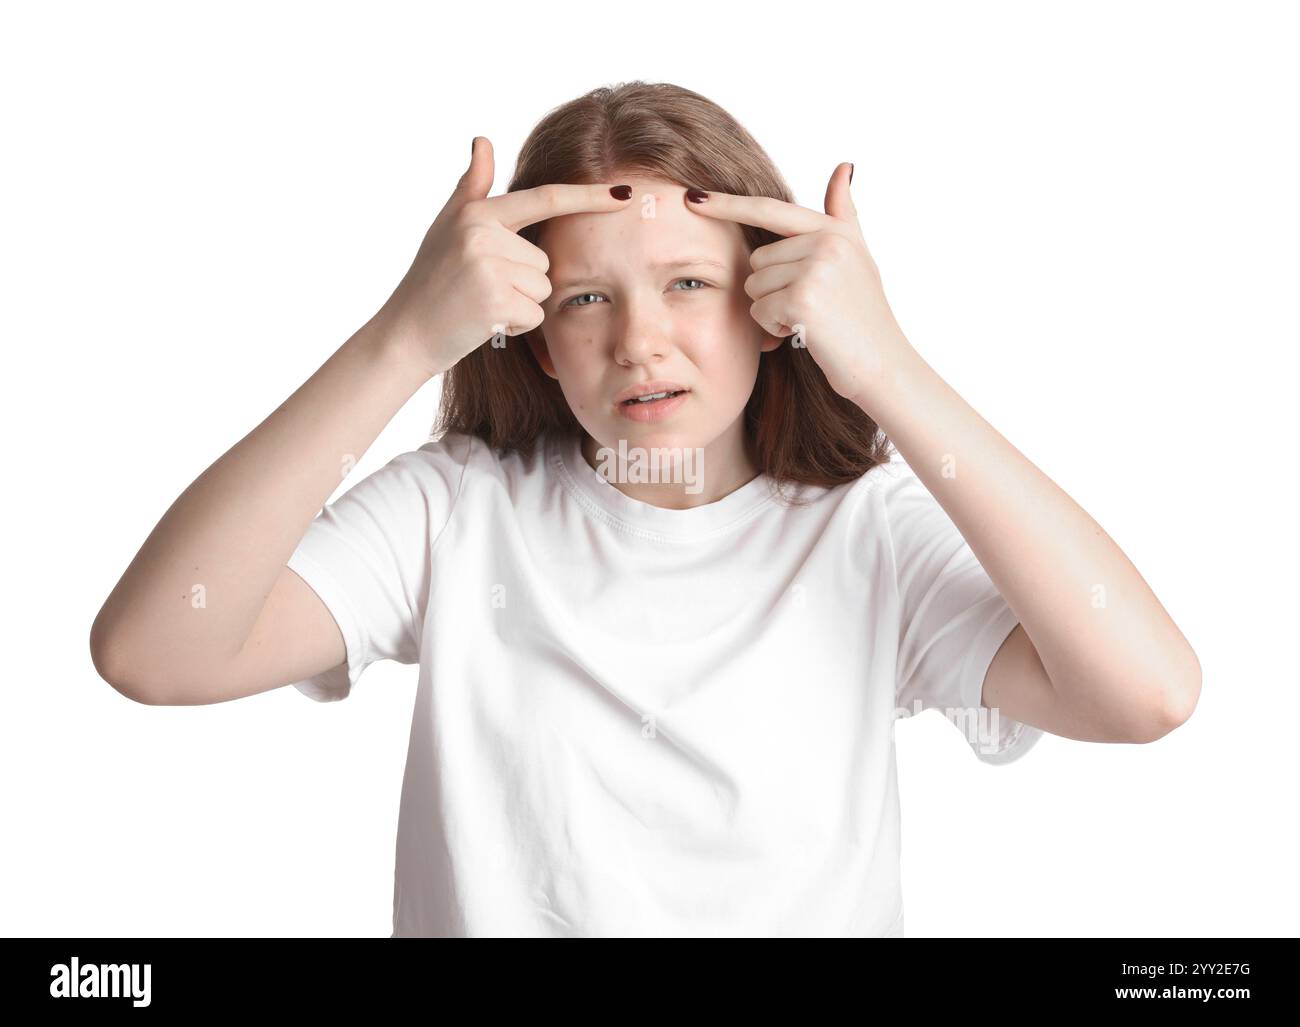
[3,0,1295,937]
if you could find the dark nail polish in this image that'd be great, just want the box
[610,185,632,200]
[849,163,855,184]
[686,188,709,203]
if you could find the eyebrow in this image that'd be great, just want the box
[549,258,729,293]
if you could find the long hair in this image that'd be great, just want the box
[431,81,894,495]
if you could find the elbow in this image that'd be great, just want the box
[1131,652,1202,743]
[89,617,162,706]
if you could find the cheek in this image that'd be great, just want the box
[701,300,764,355]
[721,291,768,352]
[726,283,755,320]
[548,327,598,364]
[550,337,603,390]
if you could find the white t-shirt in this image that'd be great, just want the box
[286,429,1042,937]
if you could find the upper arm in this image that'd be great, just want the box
[141,563,347,706]
[229,562,348,702]
[981,623,1170,744]
[116,437,468,707]
[979,623,1061,740]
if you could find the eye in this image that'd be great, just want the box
[561,278,713,310]
[564,292,606,308]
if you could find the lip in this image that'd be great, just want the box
[613,380,691,406]
[615,388,690,423]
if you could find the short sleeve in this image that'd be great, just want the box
[285,434,468,702]
[884,462,1043,764]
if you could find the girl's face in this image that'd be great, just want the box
[529,175,782,503]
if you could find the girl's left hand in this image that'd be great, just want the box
[683,165,915,407]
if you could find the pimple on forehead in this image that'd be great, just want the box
[617,180,685,207]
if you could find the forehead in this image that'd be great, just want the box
[538,175,746,264]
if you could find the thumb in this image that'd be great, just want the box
[823,161,859,227]
[453,135,495,204]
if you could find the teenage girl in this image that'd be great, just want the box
[90,81,1201,937]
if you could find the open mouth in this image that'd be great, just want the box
[622,389,687,406]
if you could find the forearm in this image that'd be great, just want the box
[861,337,1201,729]
[90,314,432,690]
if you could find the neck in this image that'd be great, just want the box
[580,429,759,510]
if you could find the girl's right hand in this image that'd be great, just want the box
[373,136,633,380]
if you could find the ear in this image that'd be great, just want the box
[525,330,557,378]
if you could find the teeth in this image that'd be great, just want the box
[628,390,677,404]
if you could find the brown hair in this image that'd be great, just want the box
[431,80,894,497]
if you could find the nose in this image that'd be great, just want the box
[611,295,672,366]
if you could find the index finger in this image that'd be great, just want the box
[683,190,832,238]
[488,183,634,233]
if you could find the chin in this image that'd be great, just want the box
[603,426,695,451]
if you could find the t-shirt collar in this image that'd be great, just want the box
[549,431,778,540]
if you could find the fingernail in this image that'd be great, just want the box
[686,188,709,203]
[470,137,477,157]
[610,185,632,200]
[849,163,855,184]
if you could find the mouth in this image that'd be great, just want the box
[614,383,691,422]
[614,381,692,406]
[620,389,688,407]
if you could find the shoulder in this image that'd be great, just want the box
[422,430,555,489]
[355,431,476,500]
[326,433,481,524]
[758,459,920,534]
[401,430,561,515]
[840,457,927,519]
[836,458,951,578]
[412,429,477,479]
